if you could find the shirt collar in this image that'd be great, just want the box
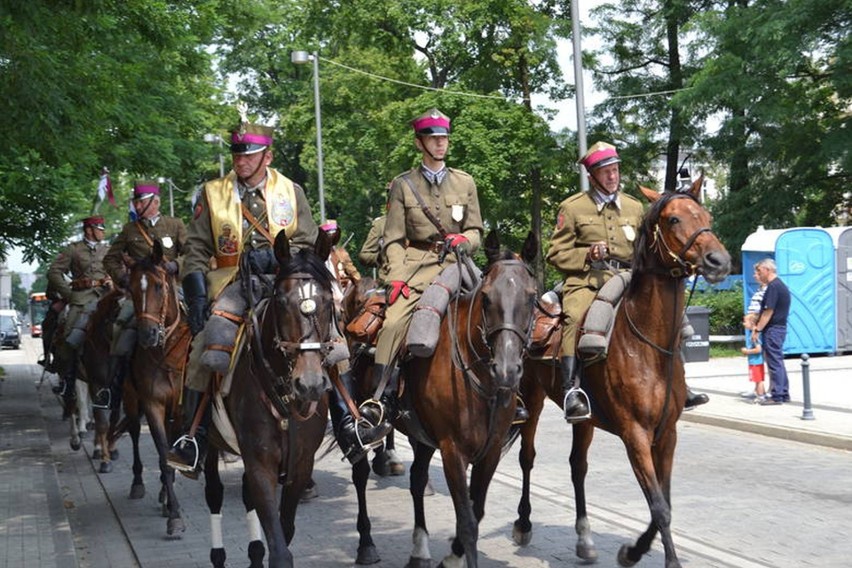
[83,238,98,250]
[239,176,267,199]
[589,188,621,212]
[420,163,447,185]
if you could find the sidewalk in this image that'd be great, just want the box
[684,352,852,451]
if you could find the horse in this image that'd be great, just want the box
[125,241,192,536]
[512,178,731,568]
[80,288,124,473]
[398,230,538,568]
[202,230,335,568]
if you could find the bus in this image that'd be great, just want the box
[29,292,50,337]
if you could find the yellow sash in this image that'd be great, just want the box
[205,169,299,298]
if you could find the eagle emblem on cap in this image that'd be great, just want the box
[237,101,249,135]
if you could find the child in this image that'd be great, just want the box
[741,313,766,402]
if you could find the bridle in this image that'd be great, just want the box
[134,266,181,348]
[649,194,715,278]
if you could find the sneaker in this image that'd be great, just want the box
[753,395,767,404]
[758,397,783,406]
[740,391,757,399]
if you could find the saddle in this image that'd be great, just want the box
[528,293,563,360]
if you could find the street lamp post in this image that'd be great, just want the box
[157,177,175,216]
[291,50,326,223]
[203,133,225,178]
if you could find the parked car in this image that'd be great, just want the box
[1,309,22,349]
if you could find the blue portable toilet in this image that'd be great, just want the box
[824,227,852,353]
[741,226,837,355]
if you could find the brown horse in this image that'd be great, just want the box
[513,179,731,567]
[80,288,124,473]
[400,230,538,568]
[125,241,192,536]
[203,230,334,568]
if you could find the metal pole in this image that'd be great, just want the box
[218,137,225,178]
[168,180,174,217]
[312,52,326,223]
[570,0,589,192]
[800,354,815,420]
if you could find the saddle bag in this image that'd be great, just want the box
[528,292,562,360]
[345,291,387,346]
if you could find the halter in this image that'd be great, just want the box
[134,266,181,348]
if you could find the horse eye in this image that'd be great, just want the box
[669,217,680,226]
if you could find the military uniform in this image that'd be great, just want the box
[358,215,388,282]
[103,216,187,282]
[374,166,483,366]
[546,190,643,357]
[329,246,360,289]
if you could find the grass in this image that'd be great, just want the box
[709,344,742,358]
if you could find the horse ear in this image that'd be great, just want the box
[689,174,705,202]
[274,230,292,265]
[521,231,538,264]
[152,240,164,264]
[639,185,661,203]
[484,230,500,264]
[314,228,331,261]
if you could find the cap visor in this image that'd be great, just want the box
[417,126,449,136]
[230,143,268,155]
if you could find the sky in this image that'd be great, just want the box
[5,1,606,274]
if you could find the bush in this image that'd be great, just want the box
[688,286,743,335]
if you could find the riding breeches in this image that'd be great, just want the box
[560,286,598,358]
[374,289,421,367]
[186,330,213,392]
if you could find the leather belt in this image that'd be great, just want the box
[408,240,444,254]
[607,259,631,270]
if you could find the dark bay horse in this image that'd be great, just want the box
[401,230,538,568]
[513,179,731,567]
[203,231,334,568]
[80,288,124,473]
[126,241,192,536]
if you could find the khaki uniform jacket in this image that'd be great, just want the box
[47,240,110,305]
[329,246,360,288]
[103,216,187,282]
[358,216,386,269]
[183,169,318,278]
[546,190,644,294]
[383,168,483,291]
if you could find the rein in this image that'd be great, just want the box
[135,267,182,348]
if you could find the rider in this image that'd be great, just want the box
[364,108,492,427]
[320,219,361,292]
[546,141,709,423]
[46,216,111,412]
[96,180,187,409]
[167,121,387,474]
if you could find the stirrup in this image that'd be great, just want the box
[92,388,111,410]
[562,387,592,424]
[167,435,200,472]
[358,398,385,426]
[354,400,389,453]
[512,396,529,425]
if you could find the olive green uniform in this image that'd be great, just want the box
[47,240,110,361]
[546,190,643,356]
[103,216,187,282]
[374,167,483,366]
[358,216,389,283]
[184,170,319,391]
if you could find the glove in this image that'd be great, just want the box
[444,233,471,254]
[182,272,209,336]
[387,280,411,305]
[164,260,179,275]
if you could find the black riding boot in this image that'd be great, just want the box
[330,370,393,465]
[358,364,401,426]
[560,356,591,424]
[93,356,128,410]
[59,364,78,419]
[166,389,210,478]
[684,387,709,410]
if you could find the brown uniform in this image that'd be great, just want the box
[375,167,483,366]
[103,216,187,282]
[545,190,644,356]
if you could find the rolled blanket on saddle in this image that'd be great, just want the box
[200,280,248,374]
[406,262,480,358]
[65,300,99,348]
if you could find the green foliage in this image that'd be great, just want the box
[689,288,744,336]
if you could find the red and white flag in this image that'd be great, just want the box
[96,166,115,207]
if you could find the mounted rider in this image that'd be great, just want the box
[167,120,388,475]
[97,180,187,409]
[546,141,709,423]
[46,215,111,411]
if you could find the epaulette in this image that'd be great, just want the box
[447,167,472,179]
[561,191,590,206]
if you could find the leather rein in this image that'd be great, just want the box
[135,266,182,348]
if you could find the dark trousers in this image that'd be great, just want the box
[763,326,789,401]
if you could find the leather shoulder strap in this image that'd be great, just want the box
[401,175,447,238]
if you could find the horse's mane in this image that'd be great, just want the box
[132,255,165,274]
[277,248,334,293]
[630,191,699,293]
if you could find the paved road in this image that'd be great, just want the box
[3,336,851,567]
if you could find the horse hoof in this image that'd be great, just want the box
[371,453,391,477]
[512,524,531,546]
[386,449,405,476]
[92,448,102,460]
[70,439,81,451]
[405,558,432,568]
[166,517,186,537]
[129,483,145,500]
[110,449,119,460]
[99,461,113,474]
[300,484,319,503]
[576,541,598,562]
[356,544,381,565]
[617,544,638,567]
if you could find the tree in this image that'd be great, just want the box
[10,273,28,313]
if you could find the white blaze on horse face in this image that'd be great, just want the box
[140,274,148,312]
